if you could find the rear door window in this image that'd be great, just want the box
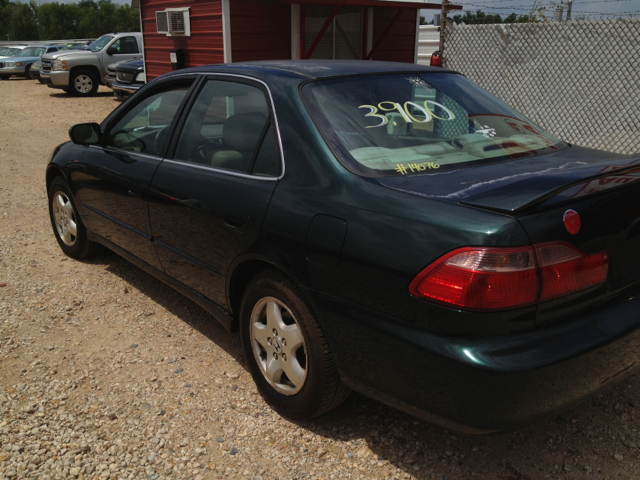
[173,79,281,176]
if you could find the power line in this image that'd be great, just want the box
[454,1,640,14]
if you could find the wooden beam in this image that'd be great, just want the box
[365,7,403,60]
[275,0,462,11]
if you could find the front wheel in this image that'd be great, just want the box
[25,64,33,79]
[48,176,101,259]
[240,270,349,420]
[70,69,99,96]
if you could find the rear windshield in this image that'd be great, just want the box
[301,73,566,177]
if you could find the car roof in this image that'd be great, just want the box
[169,60,455,81]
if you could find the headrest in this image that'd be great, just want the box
[223,112,268,153]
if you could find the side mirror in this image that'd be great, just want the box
[69,123,101,145]
[106,47,117,56]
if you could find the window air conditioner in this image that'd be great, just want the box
[156,8,191,37]
[155,11,169,35]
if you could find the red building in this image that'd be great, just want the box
[130,0,459,81]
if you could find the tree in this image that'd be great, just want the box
[451,9,535,25]
[0,0,140,42]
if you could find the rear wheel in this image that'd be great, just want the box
[48,177,102,259]
[240,270,349,420]
[70,69,98,96]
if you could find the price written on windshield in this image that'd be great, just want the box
[359,101,456,128]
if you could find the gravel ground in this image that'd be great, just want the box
[1,77,640,480]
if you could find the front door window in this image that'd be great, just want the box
[105,86,190,156]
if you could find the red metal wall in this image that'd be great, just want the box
[371,7,417,63]
[230,0,291,62]
[140,0,224,80]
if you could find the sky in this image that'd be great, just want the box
[35,0,640,21]
[422,0,640,21]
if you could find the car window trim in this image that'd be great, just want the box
[164,73,285,181]
[100,74,201,159]
[248,117,272,175]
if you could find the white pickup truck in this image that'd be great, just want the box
[40,32,143,96]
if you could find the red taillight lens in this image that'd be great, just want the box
[410,243,609,311]
[536,242,609,301]
[409,247,538,311]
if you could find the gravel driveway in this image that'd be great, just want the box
[1,77,640,480]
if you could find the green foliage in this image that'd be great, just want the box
[0,0,140,42]
[451,10,535,25]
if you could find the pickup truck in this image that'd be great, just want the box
[40,32,143,96]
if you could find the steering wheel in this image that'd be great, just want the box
[111,130,145,153]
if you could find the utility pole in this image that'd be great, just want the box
[566,0,573,20]
[439,0,449,57]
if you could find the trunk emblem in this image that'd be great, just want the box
[564,210,581,234]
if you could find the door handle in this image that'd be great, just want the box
[105,148,136,163]
[224,218,247,232]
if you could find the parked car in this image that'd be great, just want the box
[46,60,640,433]
[30,59,43,82]
[104,57,142,90]
[0,45,61,80]
[0,46,27,59]
[40,33,142,96]
[111,59,145,98]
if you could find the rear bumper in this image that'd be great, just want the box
[315,285,640,432]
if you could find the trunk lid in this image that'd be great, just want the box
[377,145,640,326]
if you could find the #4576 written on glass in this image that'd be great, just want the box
[396,162,440,175]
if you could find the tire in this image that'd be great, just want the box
[0,75,9,80]
[70,69,98,96]
[38,78,45,84]
[239,269,349,420]
[25,64,33,79]
[48,176,102,259]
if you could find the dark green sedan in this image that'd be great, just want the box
[46,61,640,432]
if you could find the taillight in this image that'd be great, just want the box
[536,242,609,301]
[409,247,538,311]
[410,243,609,311]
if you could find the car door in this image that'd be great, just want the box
[72,77,196,270]
[148,75,283,308]
[102,36,140,77]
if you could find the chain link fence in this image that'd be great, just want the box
[443,19,640,155]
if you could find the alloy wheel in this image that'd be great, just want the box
[74,75,93,94]
[52,191,77,246]
[250,297,308,395]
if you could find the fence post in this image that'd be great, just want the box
[439,0,449,60]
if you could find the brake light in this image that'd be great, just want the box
[536,242,609,301]
[409,247,538,311]
[410,243,608,311]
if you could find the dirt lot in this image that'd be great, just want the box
[1,77,640,480]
